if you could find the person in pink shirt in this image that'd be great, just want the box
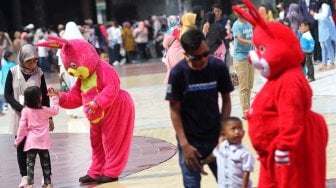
[14,86,59,188]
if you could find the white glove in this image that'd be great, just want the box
[274,149,290,165]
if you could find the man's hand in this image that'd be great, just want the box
[181,143,202,171]
[199,160,208,175]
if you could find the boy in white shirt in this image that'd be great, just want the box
[201,117,255,188]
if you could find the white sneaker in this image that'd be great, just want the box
[113,61,119,66]
[19,176,27,188]
[119,58,126,65]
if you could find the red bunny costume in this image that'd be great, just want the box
[37,36,134,183]
[233,1,328,187]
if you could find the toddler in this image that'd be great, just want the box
[14,86,59,188]
[298,21,315,82]
[201,117,255,188]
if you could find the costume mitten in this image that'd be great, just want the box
[84,101,104,124]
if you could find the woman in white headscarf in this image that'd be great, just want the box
[58,21,85,118]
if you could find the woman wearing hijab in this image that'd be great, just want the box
[162,15,184,83]
[4,44,53,188]
[162,13,197,83]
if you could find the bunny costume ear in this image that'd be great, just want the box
[232,0,273,37]
[35,35,69,49]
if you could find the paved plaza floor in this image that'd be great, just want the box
[1,61,336,187]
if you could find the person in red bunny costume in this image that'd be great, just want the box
[233,0,328,187]
[37,36,134,184]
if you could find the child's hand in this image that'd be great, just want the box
[47,87,61,97]
[49,119,55,132]
[13,144,18,148]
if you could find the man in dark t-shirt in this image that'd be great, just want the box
[165,29,233,187]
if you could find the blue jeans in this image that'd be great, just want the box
[177,141,217,188]
[320,38,335,65]
[0,95,3,112]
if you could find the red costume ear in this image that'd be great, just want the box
[35,35,69,49]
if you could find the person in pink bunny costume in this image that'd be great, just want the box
[37,35,135,184]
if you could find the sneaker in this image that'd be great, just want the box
[318,65,327,71]
[308,78,315,82]
[19,176,27,188]
[119,58,126,65]
[327,63,335,70]
[43,184,53,188]
[313,60,321,65]
[112,61,119,66]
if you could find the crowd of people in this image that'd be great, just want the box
[0,0,335,187]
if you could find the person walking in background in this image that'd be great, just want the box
[0,31,14,64]
[37,34,51,73]
[232,0,254,119]
[121,21,136,64]
[276,2,287,23]
[4,44,54,188]
[310,0,336,71]
[299,0,322,64]
[287,3,301,36]
[202,12,226,62]
[163,13,197,84]
[58,21,85,119]
[299,21,316,81]
[212,4,232,69]
[200,117,255,188]
[13,31,23,62]
[192,5,205,30]
[177,13,197,39]
[14,86,59,188]
[1,51,16,113]
[107,20,124,66]
[165,29,233,188]
[162,15,183,84]
[133,21,149,61]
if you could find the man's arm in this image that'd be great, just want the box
[169,101,202,171]
[220,92,231,121]
[237,34,252,45]
[169,101,188,146]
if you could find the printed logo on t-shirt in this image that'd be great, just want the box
[167,84,172,93]
[187,81,217,92]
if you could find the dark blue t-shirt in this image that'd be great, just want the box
[165,56,234,145]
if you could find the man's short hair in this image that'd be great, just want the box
[180,29,205,54]
[233,0,244,6]
[212,3,222,10]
